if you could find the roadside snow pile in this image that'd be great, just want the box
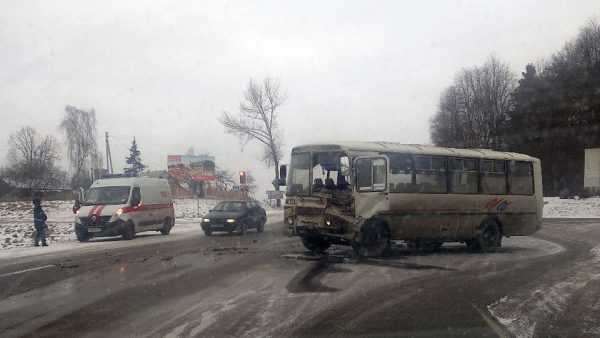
[0,198,220,249]
[543,196,600,218]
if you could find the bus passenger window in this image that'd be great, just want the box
[449,159,478,194]
[509,161,534,195]
[415,156,447,193]
[480,160,507,194]
[387,153,414,193]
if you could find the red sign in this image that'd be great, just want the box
[168,155,182,162]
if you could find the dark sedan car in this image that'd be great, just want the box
[201,200,267,236]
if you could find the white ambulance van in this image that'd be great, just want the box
[74,177,175,242]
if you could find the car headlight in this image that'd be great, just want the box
[109,208,123,222]
[226,219,236,223]
[202,218,211,223]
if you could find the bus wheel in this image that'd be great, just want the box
[470,221,501,253]
[353,222,389,258]
[300,234,330,254]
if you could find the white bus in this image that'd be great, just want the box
[281,142,542,257]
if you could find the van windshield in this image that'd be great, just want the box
[83,186,131,206]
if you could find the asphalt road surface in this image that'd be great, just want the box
[1,217,599,338]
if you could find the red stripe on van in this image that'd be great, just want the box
[95,204,107,216]
[88,205,100,218]
[121,203,173,214]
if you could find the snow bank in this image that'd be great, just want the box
[543,196,600,218]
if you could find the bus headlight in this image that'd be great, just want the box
[287,216,294,225]
[226,219,236,224]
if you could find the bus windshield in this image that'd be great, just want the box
[83,186,131,206]
[286,152,350,197]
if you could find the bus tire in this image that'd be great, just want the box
[470,220,501,253]
[300,234,330,254]
[353,221,389,258]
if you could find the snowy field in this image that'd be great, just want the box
[0,199,280,249]
[1,196,598,250]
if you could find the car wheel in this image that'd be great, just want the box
[121,222,136,240]
[257,217,266,233]
[204,229,212,236]
[75,228,90,242]
[353,221,389,258]
[239,221,247,235]
[160,218,172,235]
[300,234,331,253]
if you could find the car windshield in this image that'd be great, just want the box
[212,202,245,212]
[83,186,131,206]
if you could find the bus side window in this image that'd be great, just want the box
[449,158,478,194]
[387,153,414,193]
[480,160,507,194]
[415,156,447,193]
[509,161,534,195]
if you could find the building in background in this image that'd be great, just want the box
[584,148,600,193]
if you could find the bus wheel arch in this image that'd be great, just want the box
[353,219,391,258]
[468,217,502,252]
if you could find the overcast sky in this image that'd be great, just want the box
[1,0,599,196]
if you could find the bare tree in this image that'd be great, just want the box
[2,126,66,190]
[186,146,195,156]
[59,105,98,188]
[219,76,286,206]
[214,168,236,191]
[430,56,516,149]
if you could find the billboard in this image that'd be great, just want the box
[167,155,216,182]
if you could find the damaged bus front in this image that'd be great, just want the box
[282,143,389,257]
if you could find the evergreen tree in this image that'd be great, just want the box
[124,137,146,176]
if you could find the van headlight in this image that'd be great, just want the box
[109,208,123,222]
[226,219,236,224]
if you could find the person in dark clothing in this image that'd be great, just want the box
[33,197,48,247]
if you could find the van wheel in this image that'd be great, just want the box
[468,220,501,253]
[300,234,330,253]
[122,222,136,240]
[160,218,172,235]
[76,228,90,242]
[353,221,389,258]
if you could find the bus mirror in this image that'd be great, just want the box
[279,164,287,179]
[340,157,351,176]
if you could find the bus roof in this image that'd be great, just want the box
[291,142,539,162]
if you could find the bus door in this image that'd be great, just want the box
[354,156,389,219]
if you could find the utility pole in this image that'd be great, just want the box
[105,132,114,174]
